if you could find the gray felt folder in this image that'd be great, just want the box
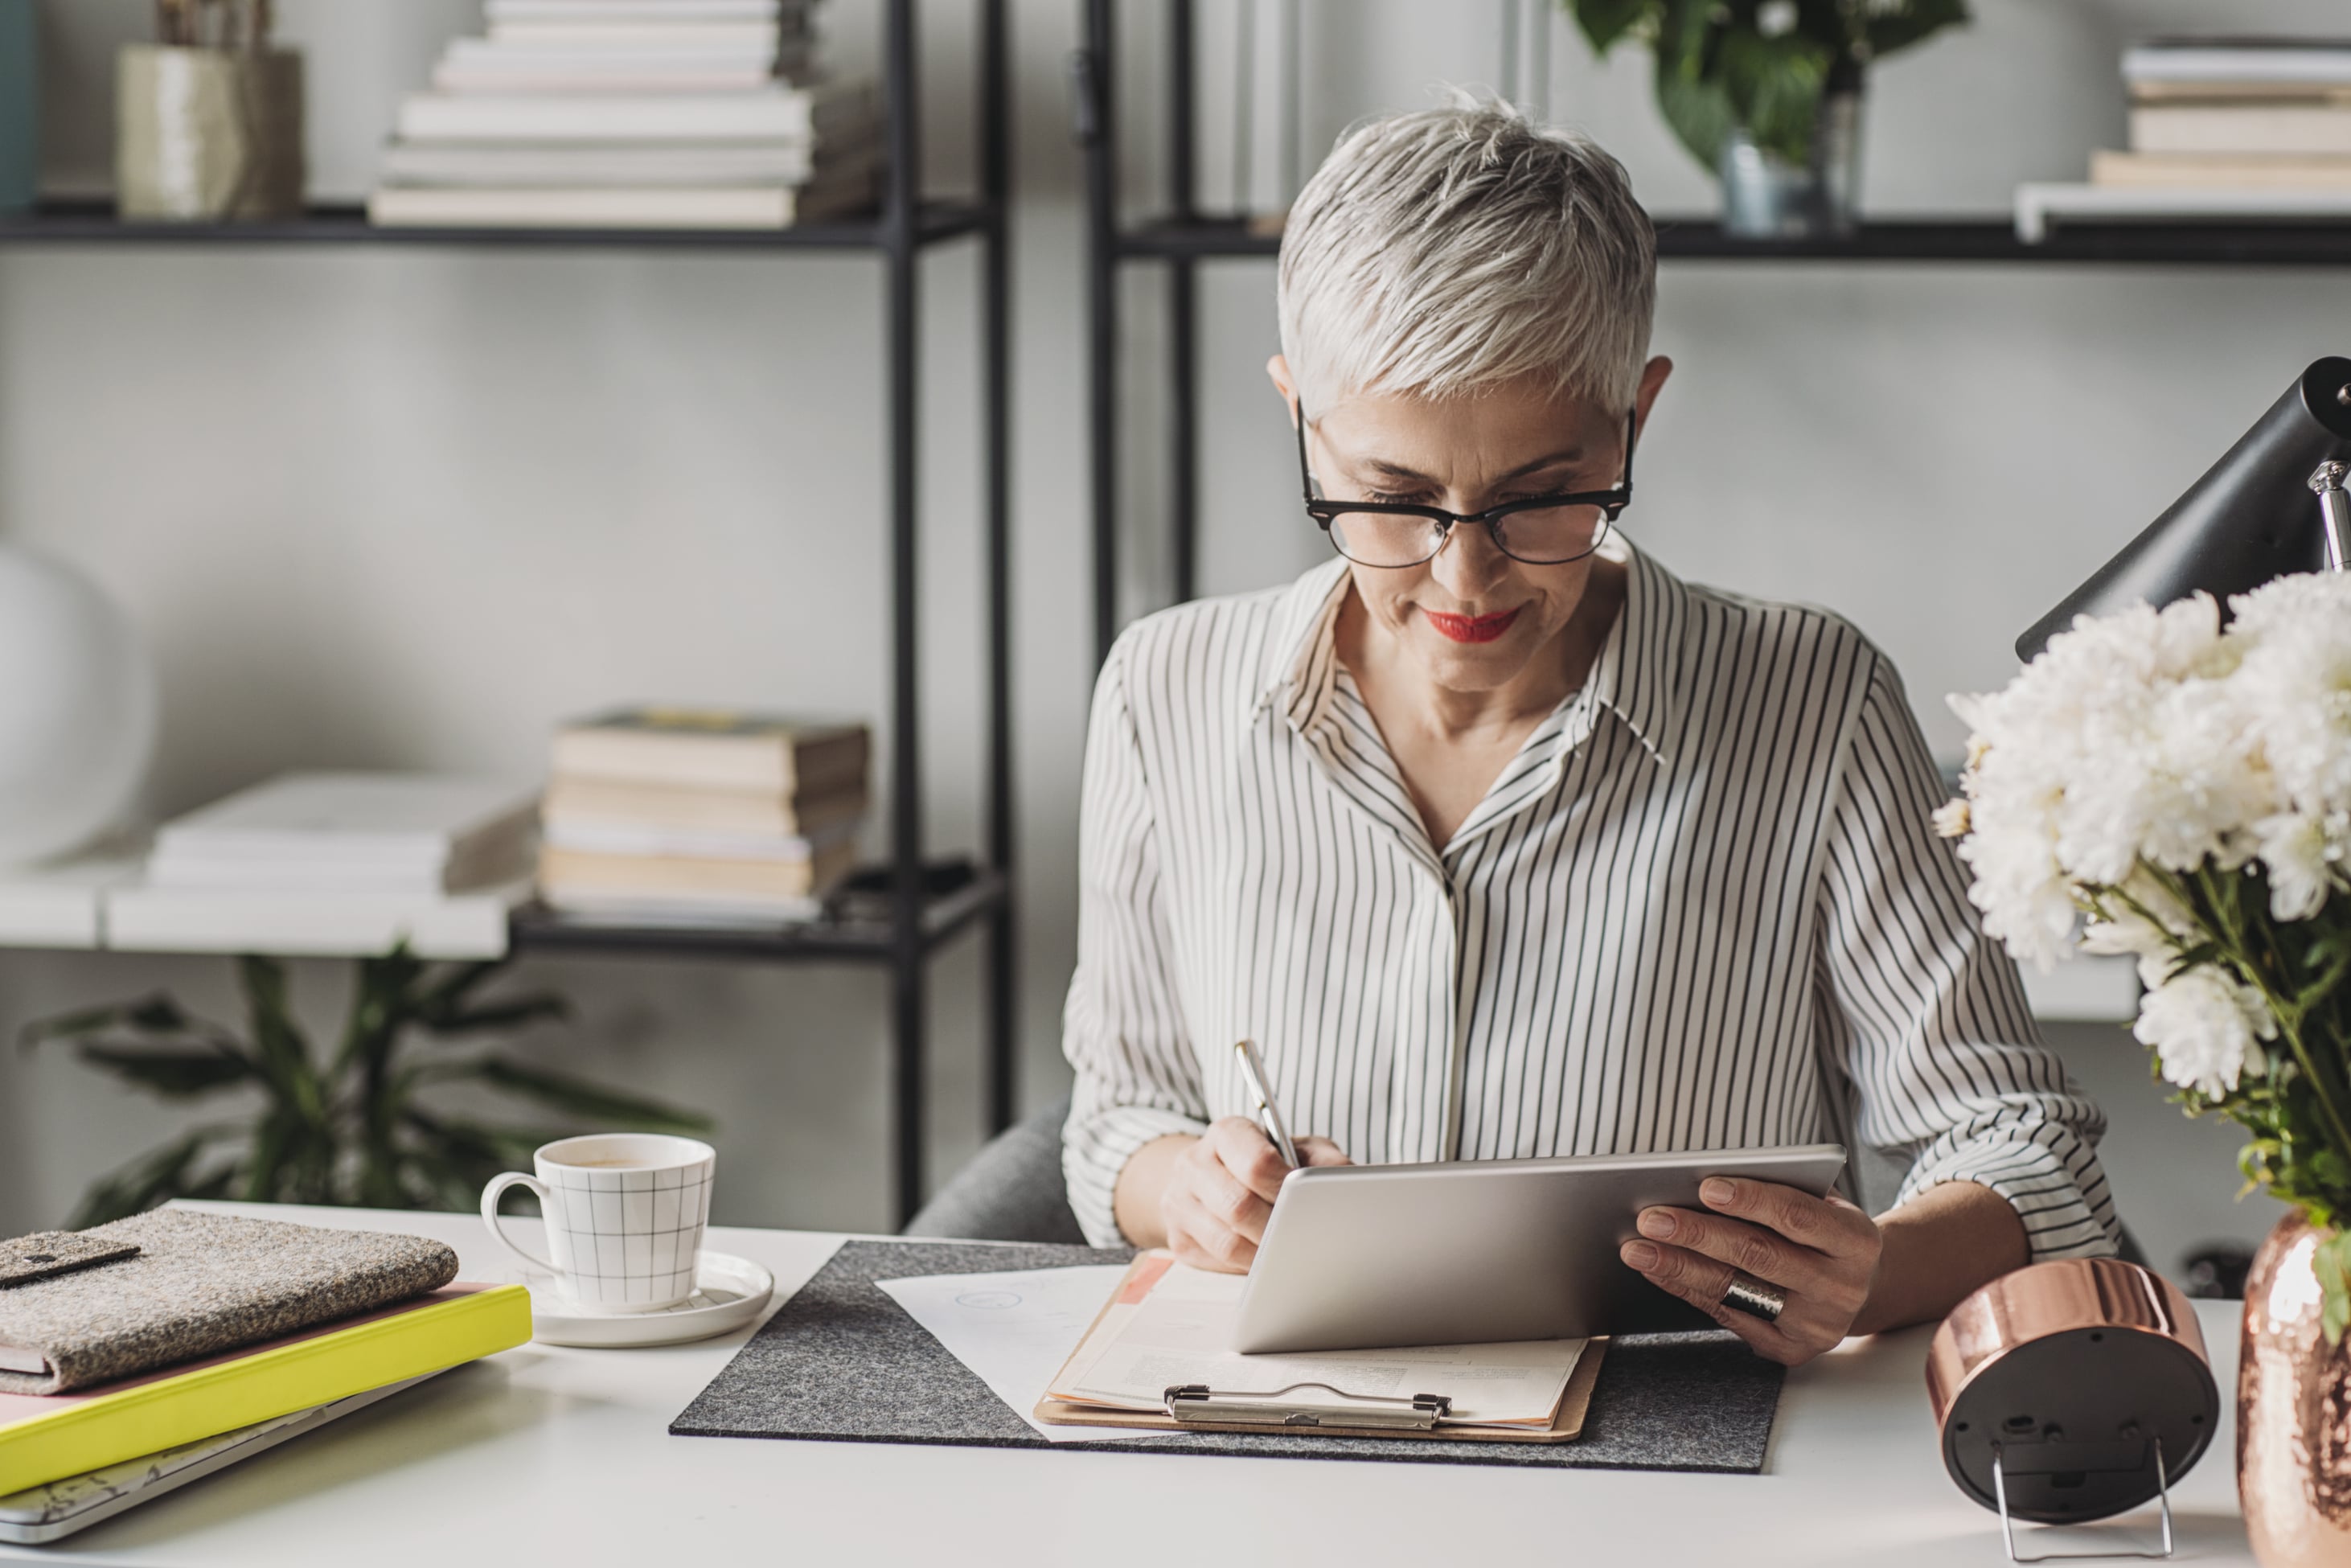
[671,1241,1787,1473]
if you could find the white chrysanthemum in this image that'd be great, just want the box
[2234,573,2351,819]
[2134,965,2275,1098]
[2082,865,2197,967]
[1953,821,2078,971]
[1948,593,2246,958]
[2250,810,2351,921]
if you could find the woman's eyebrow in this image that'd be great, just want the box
[1354,446,1590,484]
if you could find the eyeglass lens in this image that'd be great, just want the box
[1325,503,1610,568]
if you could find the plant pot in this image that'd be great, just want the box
[1717,64,1863,240]
[2240,1210,2351,1566]
[115,43,304,221]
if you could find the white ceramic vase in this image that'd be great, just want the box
[0,548,156,864]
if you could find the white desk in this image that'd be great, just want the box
[3,1202,2254,1567]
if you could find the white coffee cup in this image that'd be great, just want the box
[479,1133,716,1314]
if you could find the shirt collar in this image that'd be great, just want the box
[1248,540,1690,767]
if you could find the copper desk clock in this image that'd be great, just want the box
[1926,1258,2218,1561]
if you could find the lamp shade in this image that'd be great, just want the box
[2017,356,2351,662]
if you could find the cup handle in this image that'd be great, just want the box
[480,1171,560,1275]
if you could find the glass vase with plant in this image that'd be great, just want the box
[24,950,713,1226]
[1565,0,1970,234]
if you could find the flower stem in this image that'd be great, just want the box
[2194,866,2351,1176]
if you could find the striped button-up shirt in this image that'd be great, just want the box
[1061,543,2118,1260]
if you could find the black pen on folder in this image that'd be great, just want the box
[1233,1039,1301,1170]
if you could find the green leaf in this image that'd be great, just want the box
[1567,0,1656,55]
[2316,1229,2351,1347]
[72,1044,255,1099]
[421,996,571,1038]
[20,993,224,1051]
[411,960,512,1025]
[463,1056,716,1135]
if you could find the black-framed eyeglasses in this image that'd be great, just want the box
[1296,408,1636,568]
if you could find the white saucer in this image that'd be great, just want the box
[505,1252,777,1348]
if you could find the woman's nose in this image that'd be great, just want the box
[1429,519,1512,601]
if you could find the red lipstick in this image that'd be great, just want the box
[1424,606,1521,644]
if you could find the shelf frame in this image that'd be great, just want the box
[510,872,1008,965]
[2,0,1015,1229]
[1078,2,2351,662]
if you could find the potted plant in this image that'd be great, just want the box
[1940,574,2351,1564]
[117,0,304,221]
[1565,0,1970,236]
[23,950,712,1224]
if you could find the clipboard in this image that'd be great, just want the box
[1032,1252,1607,1445]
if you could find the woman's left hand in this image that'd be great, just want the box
[1619,1176,1883,1366]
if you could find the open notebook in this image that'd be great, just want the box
[1037,1253,1603,1443]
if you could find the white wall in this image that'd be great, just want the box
[0,0,2323,1275]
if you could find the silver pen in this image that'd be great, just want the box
[1233,1039,1300,1170]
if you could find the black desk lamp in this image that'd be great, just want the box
[2019,356,2351,663]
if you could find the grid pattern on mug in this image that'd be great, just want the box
[542,1163,712,1307]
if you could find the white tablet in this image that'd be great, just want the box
[1232,1143,1848,1353]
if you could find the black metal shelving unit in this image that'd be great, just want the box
[2,0,1012,1228]
[1078,0,2351,663]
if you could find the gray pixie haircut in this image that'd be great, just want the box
[1278,96,1656,417]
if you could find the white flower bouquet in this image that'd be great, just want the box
[1943,572,2351,1335]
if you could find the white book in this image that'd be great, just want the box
[537,888,827,925]
[367,175,875,231]
[107,880,529,960]
[2014,179,2351,241]
[487,19,790,48]
[154,773,538,869]
[0,1375,442,1545]
[432,61,790,93]
[2125,41,2351,87]
[487,0,791,19]
[379,140,845,187]
[444,36,793,66]
[396,80,869,142]
[541,815,856,862]
[2131,102,2351,155]
[143,844,534,896]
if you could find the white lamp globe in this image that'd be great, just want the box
[0,548,156,865]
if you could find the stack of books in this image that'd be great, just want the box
[537,707,868,925]
[111,773,539,958]
[2100,37,2351,190]
[369,0,881,231]
[0,1210,529,1545]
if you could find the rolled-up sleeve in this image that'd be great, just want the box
[1816,656,2119,1261]
[1061,633,1210,1246]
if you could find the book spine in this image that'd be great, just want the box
[397,94,815,142]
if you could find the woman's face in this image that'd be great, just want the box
[1274,360,1668,696]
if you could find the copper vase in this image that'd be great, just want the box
[2242,1211,2351,1566]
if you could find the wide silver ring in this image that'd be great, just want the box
[1720,1275,1786,1324]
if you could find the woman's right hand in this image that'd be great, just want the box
[1145,1116,1350,1273]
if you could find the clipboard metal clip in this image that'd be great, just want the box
[1162,1382,1454,1431]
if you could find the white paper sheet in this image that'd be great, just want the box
[876,1266,1167,1444]
[1052,1259,1583,1429]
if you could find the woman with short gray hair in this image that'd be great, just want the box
[1061,99,2114,1366]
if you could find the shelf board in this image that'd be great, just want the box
[0,197,991,251]
[1118,213,2351,268]
[508,868,1007,964]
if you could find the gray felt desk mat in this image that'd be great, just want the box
[670,1241,1784,1473]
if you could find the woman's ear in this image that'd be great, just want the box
[1266,355,1301,425]
[1632,355,1673,442]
